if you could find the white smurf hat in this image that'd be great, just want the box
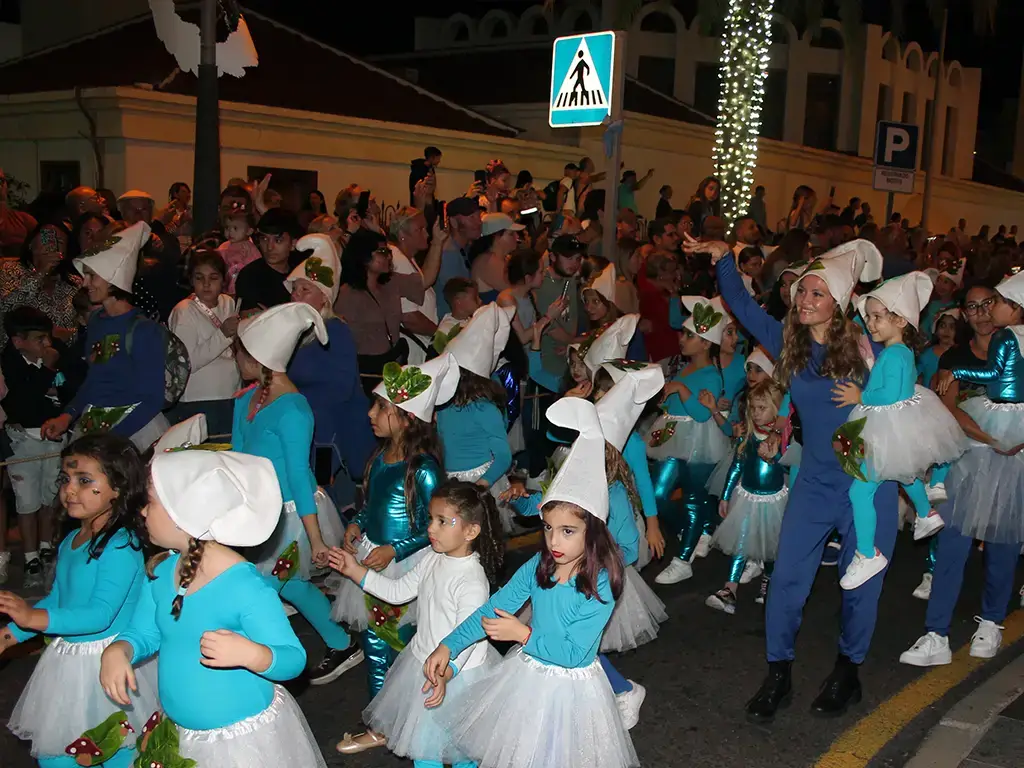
[996,271,1024,307]
[117,190,156,203]
[373,351,460,423]
[237,302,328,372]
[446,303,515,378]
[151,450,283,547]
[580,313,639,377]
[285,234,341,304]
[791,239,883,311]
[73,220,150,292]
[931,307,961,336]
[153,414,208,454]
[681,295,729,345]
[586,263,617,306]
[746,346,775,377]
[929,258,967,289]
[855,271,934,330]
[595,362,665,451]
[541,397,609,522]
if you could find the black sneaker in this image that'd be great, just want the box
[40,547,56,569]
[309,645,364,686]
[23,558,43,588]
[755,575,770,605]
[705,588,737,615]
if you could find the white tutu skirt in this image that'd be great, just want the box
[448,462,516,533]
[600,566,667,653]
[645,413,730,465]
[8,635,160,758]
[364,644,501,763]
[712,485,788,562]
[632,507,652,570]
[327,534,422,631]
[851,386,966,483]
[946,447,1024,544]
[446,647,639,768]
[960,397,1024,451]
[705,449,737,498]
[177,685,327,768]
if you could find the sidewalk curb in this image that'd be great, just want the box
[904,649,1024,768]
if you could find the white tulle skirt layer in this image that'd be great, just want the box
[946,446,1024,544]
[712,485,788,562]
[252,490,342,583]
[851,386,967,483]
[364,644,501,763]
[446,647,639,768]
[960,397,1024,451]
[645,414,731,465]
[600,566,667,653]
[177,686,327,768]
[327,534,423,631]
[705,449,737,498]
[632,506,652,570]
[8,635,160,758]
[448,463,515,533]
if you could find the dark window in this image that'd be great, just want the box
[803,73,840,151]
[637,56,675,97]
[39,161,80,195]
[490,20,508,39]
[0,0,19,24]
[760,70,786,141]
[694,62,719,120]
[452,24,469,42]
[531,17,548,35]
[247,166,318,213]
[572,12,594,32]
[639,12,676,33]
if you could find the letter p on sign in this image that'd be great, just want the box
[884,128,910,163]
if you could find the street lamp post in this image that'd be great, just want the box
[920,8,948,234]
[193,0,220,235]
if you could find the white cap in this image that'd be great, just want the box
[446,303,516,378]
[73,221,150,292]
[153,414,208,454]
[541,397,609,522]
[480,213,525,237]
[931,307,961,335]
[746,346,775,377]
[285,234,341,304]
[151,450,283,547]
[373,351,460,423]
[595,363,665,451]
[680,295,730,345]
[578,313,639,377]
[791,239,883,311]
[117,190,155,203]
[996,271,1024,307]
[855,271,934,330]
[586,263,617,306]
[237,302,328,372]
[928,258,967,289]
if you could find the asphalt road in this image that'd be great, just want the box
[1,532,1022,768]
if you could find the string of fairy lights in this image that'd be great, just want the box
[713,0,775,225]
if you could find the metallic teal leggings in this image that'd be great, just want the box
[361,624,416,699]
[652,458,716,562]
[727,555,776,584]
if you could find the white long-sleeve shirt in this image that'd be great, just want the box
[168,294,241,403]
[362,550,492,672]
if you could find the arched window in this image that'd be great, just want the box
[810,27,844,50]
[452,23,469,42]
[639,12,675,33]
[490,20,508,39]
[531,17,548,35]
[572,12,594,32]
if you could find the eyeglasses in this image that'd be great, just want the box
[964,297,996,315]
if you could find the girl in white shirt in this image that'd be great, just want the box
[328,480,504,764]
[168,250,241,436]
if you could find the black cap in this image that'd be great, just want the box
[551,234,586,254]
[446,197,484,218]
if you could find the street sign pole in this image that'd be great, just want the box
[885,191,895,224]
[601,32,626,269]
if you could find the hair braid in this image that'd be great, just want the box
[256,366,273,411]
[472,485,506,587]
[171,538,206,619]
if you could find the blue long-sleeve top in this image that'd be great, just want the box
[722,434,785,501]
[527,347,563,393]
[351,452,440,561]
[861,344,916,405]
[721,352,747,405]
[436,399,511,486]
[442,553,614,668]
[64,309,166,438]
[951,327,1024,403]
[231,390,318,518]
[917,346,941,388]
[7,529,144,644]
[288,317,375,479]
[624,431,657,519]
[715,255,883,504]
[663,364,724,421]
[117,555,306,731]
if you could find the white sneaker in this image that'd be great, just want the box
[694,533,712,559]
[926,482,947,505]
[839,550,888,590]
[616,681,646,730]
[655,558,693,585]
[1019,584,1024,608]
[914,511,945,541]
[899,632,952,666]
[969,617,1004,659]
[0,551,9,586]
[739,560,763,585]
[912,573,933,601]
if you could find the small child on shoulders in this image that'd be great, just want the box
[217,209,261,294]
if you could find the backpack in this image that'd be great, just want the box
[126,315,191,409]
[542,179,561,212]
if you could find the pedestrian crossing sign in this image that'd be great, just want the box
[549,31,616,128]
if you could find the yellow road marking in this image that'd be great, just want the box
[814,609,1024,768]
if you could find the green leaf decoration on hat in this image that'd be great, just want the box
[691,302,724,335]
[431,323,463,354]
[609,359,647,372]
[832,418,868,482]
[648,421,677,448]
[271,540,299,582]
[303,256,335,288]
[65,711,133,766]
[804,259,827,272]
[134,714,197,768]
[944,260,962,276]
[165,443,232,453]
[576,321,613,358]
[383,362,431,404]
[79,234,123,260]
[79,404,138,436]
[366,595,410,652]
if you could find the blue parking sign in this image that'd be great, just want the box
[549,32,616,128]
[874,121,919,171]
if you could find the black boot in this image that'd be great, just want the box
[745,660,792,724]
[810,654,862,717]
